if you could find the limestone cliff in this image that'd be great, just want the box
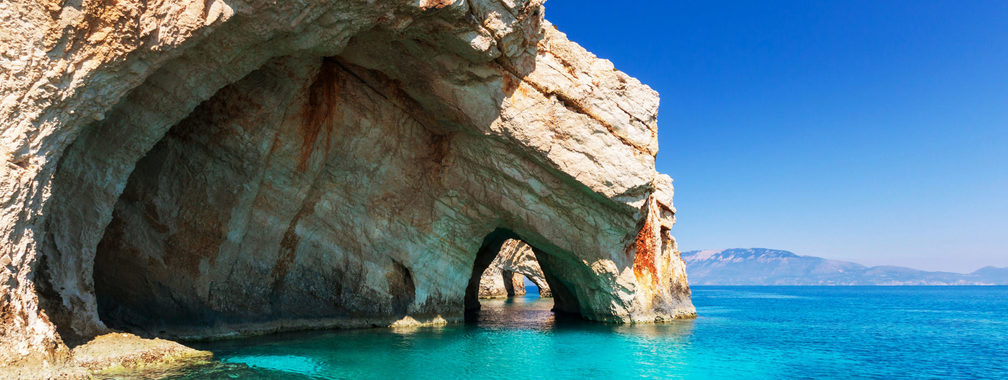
[479,239,552,298]
[0,0,694,367]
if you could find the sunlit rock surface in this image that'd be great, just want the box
[0,332,211,379]
[479,239,552,298]
[0,0,694,367]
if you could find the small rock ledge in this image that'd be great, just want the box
[0,333,211,379]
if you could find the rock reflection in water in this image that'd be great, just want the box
[469,296,558,330]
[176,287,1008,379]
[182,295,696,379]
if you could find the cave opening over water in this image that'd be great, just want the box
[27,10,687,347]
[463,229,582,323]
[3,0,695,365]
[70,51,593,341]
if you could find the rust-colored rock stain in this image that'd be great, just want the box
[270,189,323,296]
[631,213,659,285]
[297,58,342,173]
[426,133,453,181]
[502,71,520,93]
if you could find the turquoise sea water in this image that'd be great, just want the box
[177,286,1008,379]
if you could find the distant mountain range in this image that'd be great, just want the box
[682,248,1008,285]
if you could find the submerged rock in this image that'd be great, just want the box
[479,239,553,298]
[0,0,694,367]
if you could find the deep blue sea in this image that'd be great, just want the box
[175,286,1008,379]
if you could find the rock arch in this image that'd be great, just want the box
[463,230,582,317]
[479,239,553,298]
[0,0,694,366]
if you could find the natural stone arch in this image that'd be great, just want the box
[464,230,581,318]
[478,239,553,298]
[0,0,695,366]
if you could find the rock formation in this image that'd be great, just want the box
[0,332,211,379]
[479,239,552,298]
[0,0,694,368]
[479,268,526,299]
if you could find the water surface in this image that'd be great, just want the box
[176,286,1008,379]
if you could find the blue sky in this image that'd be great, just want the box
[547,1,1008,272]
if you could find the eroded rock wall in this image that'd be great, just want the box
[0,0,694,366]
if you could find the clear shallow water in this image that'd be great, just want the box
[176,286,1008,379]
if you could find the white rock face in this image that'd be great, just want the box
[479,239,552,298]
[479,268,527,299]
[0,0,694,366]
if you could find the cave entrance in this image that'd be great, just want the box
[49,46,602,342]
[463,229,581,323]
[476,239,552,299]
[88,56,436,337]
